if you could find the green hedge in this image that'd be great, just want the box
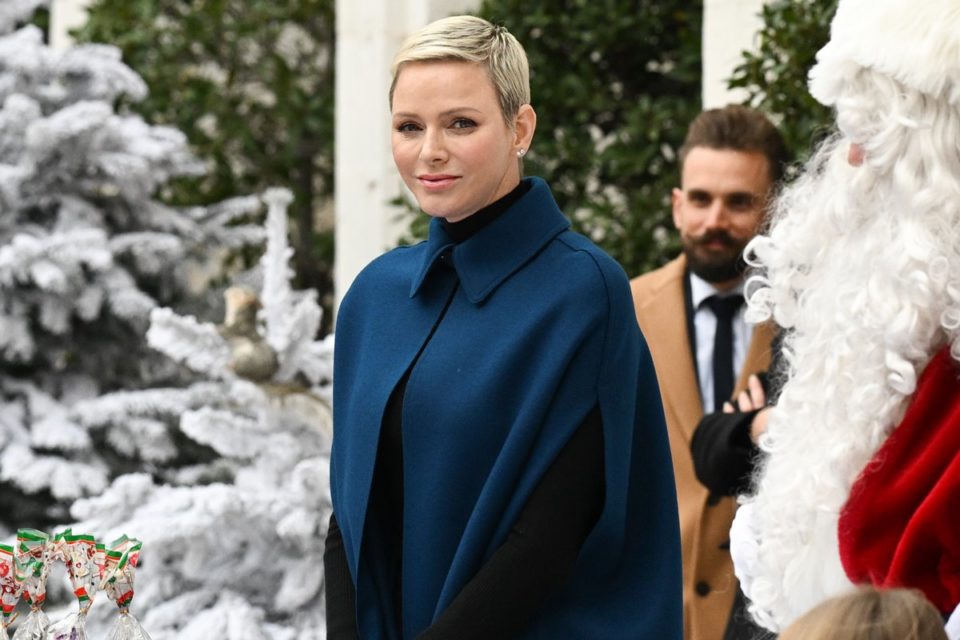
[729,0,838,166]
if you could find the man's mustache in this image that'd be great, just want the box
[692,231,737,248]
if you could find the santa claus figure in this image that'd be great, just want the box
[730,0,960,636]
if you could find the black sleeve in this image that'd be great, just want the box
[417,405,605,640]
[691,408,761,496]
[324,512,360,639]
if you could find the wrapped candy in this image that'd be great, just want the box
[48,531,99,640]
[100,537,150,640]
[12,530,52,640]
[0,544,22,640]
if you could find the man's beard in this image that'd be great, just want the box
[682,230,748,283]
[733,137,960,631]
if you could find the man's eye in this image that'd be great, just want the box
[688,193,711,206]
[727,195,757,210]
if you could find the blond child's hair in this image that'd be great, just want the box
[779,587,948,640]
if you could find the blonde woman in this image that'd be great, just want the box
[324,15,681,640]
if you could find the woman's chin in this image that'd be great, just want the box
[422,206,472,222]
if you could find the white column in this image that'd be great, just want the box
[49,0,92,50]
[702,0,768,108]
[333,0,478,314]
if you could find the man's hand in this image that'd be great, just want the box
[723,374,771,443]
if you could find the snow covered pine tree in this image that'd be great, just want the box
[0,2,265,528]
[70,189,333,639]
[1,4,333,639]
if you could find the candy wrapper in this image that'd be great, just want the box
[12,530,52,640]
[101,537,150,640]
[105,614,151,640]
[0,544,22,640]
[47,531,100,640]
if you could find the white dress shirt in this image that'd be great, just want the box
[690,272,753,411]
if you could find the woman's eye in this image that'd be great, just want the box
[396,122,421,133]
[451,118,476,130]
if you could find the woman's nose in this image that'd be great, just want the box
[420,128,448,163]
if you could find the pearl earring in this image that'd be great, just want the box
[517,148,526,157]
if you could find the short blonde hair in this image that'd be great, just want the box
[779,587,948,640]
[389,15,530,122]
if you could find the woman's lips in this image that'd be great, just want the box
[418,174,460,191]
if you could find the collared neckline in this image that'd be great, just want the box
[409,177,570,303]
[441,180,530,243]
[689,270,745,309]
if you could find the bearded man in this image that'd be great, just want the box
[631,105,786,640]
[730,0,960,637]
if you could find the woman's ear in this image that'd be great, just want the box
[513,104,537,152]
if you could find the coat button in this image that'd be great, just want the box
[695,581,712,597]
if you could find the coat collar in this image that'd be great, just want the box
[409,177,570,304]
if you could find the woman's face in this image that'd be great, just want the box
[391,60,534,222]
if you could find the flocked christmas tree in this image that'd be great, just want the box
[0,0,266,527]
[1,2,333,637]
[68,188,333,639]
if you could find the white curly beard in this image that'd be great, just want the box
[733,126,960,631]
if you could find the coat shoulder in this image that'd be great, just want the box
[630,255,686,305]
[336,242,425,329]
[554,231,634,310]
[351,242,424,289]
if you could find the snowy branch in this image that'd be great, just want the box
[146,307,231,378]
[0,1,48,36]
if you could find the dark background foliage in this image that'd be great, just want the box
[729,0,838,167]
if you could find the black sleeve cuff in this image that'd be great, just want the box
[691,409,761,496]
[324,512,360,639]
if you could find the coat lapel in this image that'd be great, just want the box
[735,320,776,395]
[632,256,704,443]
[633,255,776,443]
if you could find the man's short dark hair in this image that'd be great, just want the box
[679,105,789,184]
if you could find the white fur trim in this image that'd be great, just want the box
[729,503,760,604]
[947,604,960,640]
[809,0,960,105]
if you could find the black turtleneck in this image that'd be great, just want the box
[440,180,530,242]
[324,181,605,639]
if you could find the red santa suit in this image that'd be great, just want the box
[839,346,960,615]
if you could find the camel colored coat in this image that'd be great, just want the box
[631,255,774,640]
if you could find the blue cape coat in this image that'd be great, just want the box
[331,177,681,639]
